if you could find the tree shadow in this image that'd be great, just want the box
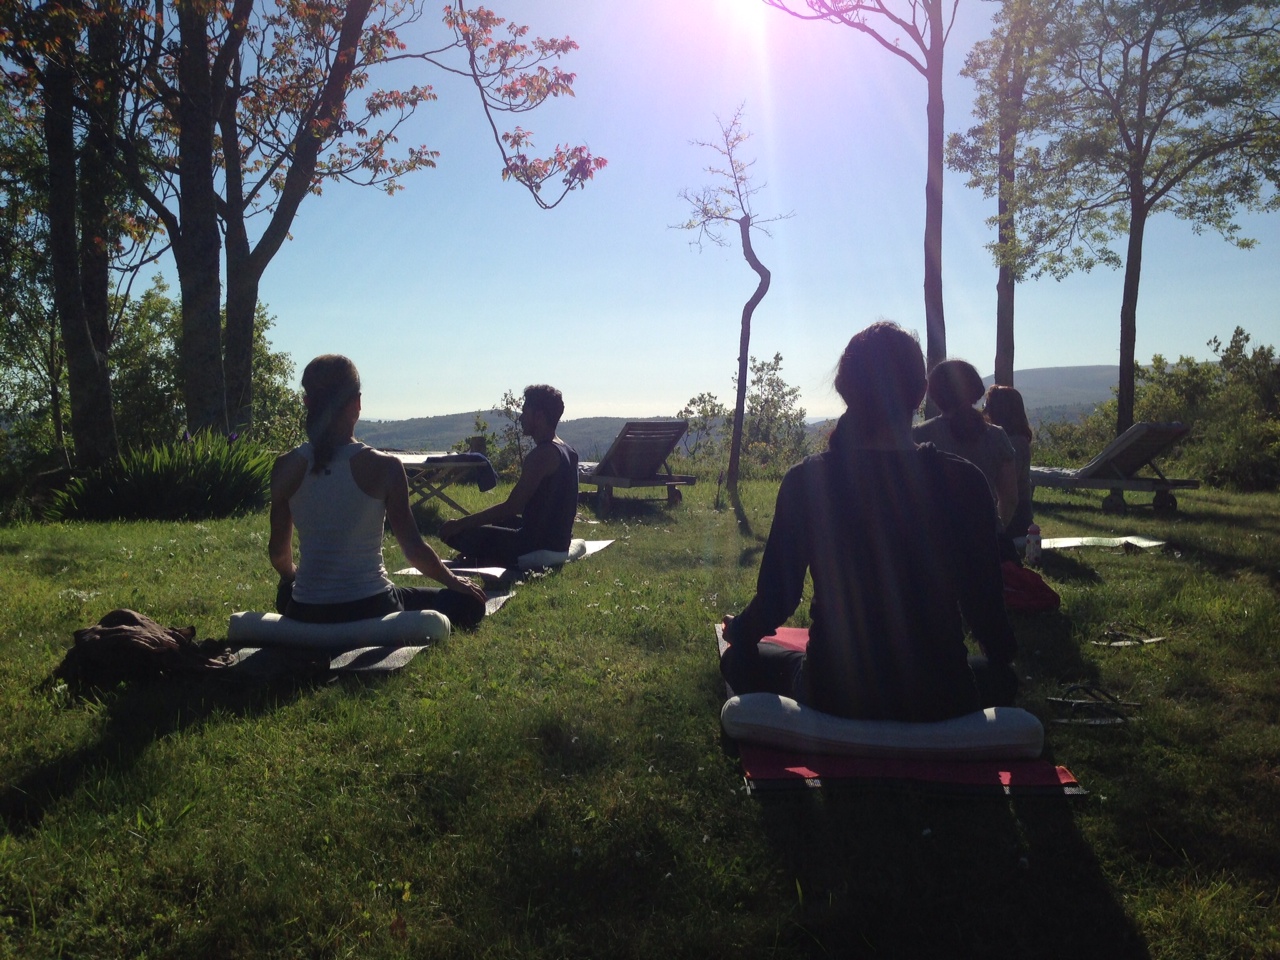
[590,496,686,524]
[752,784,1149,958]
[1,666,341,835]
[727,484,764,543]
[1037,551,1103,585]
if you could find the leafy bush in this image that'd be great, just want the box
[44,433,275,522]
[675,354,812,483]
[1034,399,1122,467]
[1034,328,1280,491]
[1181,384,1280,491]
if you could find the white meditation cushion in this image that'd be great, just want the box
[227,610,450,650]
[517,537,588,571]
[721,694,1044,760]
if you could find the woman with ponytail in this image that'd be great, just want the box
[720,323,1017,721]
[983,384,1034,541]
[268,355,487,627]
[913,359,1019,533]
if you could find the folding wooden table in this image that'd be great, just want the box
[386,452,494,516]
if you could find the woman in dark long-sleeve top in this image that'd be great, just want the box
[721,323,1018,722]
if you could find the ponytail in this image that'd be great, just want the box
[300,355,360,474]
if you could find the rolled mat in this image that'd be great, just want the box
[721,696,1046,761]
[227,610,450,650]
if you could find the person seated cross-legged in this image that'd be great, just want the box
[439,384,578,569]
[269,354,488,628]
[721,322,1019,722]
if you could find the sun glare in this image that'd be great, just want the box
[707,0,779,135]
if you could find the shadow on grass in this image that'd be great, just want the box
[1011,608,1105,691]
[1037,551,1103,585]
[752,787,1149,958]
[729,486,753,537]
[0,668,340,836]
[591,496,689,524]
[726,486,767,571]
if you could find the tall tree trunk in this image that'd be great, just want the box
[994,271,1016,385]
[922,21,947,376]
[219,0,372,435]
[1116,200,1147,437]
[726,214,772,494]
[80,2,120,360]
[993,141,1016,386]
[219,24,255,435]
[993,13,1032,389]
[993,117,1018,386]
[41,62,118,470]
[175,1,227,434]
[48,322,68,462]
[223,262,258,434]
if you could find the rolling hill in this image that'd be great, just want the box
[357,365,1121,452]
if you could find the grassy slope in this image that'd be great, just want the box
[1,482,1278,959]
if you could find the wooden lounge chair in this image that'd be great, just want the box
[581,420,696,513]
[1030,421,1199,514]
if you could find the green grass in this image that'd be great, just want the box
[2,481,1279,958]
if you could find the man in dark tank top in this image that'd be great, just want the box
[440,384,578,567]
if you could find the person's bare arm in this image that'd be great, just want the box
[439,443,559,539]
[268,451,307,580]
[382,456,487,606]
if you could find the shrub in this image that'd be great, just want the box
[1033,331,1280,491]
[1033,399,1121,468]
[1182,384,1280,491]
[44,433,275,522]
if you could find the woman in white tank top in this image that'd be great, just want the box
[268,355,487,627]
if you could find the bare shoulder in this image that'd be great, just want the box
[352,446,404,499]
[525,440,564,474]
[355,450,404,481]
[271,449,308,497]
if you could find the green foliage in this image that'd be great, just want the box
[245,311,305,452]
[1034,397,1121,468]
[109,281,185,449]
[1133,328,1280,491]
[741,353,809,477]
[44,433,274,522]
[450,414,493,456]
[108,278,304,452]
[673,392,728,474]
[673,358,810,482]
[979,0,1280,281]
[1,279,302,518]
[1036,328,1280,490]
[948,0,1119,282]
[485,389,530,481]
[1181,384,1280,491]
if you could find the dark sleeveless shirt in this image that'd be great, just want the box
[520,439,578,552]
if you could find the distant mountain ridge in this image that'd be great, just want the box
[358,365,1121,452]
[985,365,1119,415]
[357,412,670,459]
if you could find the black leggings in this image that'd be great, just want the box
[441,523,528,568]
[276,581,485,630]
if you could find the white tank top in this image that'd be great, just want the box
[289,442,393,604]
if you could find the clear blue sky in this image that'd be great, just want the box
[207,0,1280,421]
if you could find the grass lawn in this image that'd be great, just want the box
[1,479,1278,958]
